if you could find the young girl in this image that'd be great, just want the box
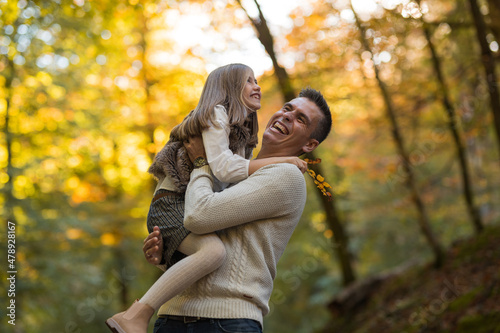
[105,63,306,333]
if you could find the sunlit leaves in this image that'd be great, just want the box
[0,0,498,332]
[305,158,333,201]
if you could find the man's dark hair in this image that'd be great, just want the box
[299,87,332,143]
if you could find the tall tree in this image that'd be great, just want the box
[350,3,445,267]
[487,0,500,42]
[415,1,483,233]
[235,0,356,286]
[468,0,500,162]
[1,4,47,331]
[2,50,23,333]
[3,58,15,224]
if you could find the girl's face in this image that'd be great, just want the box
[242,71,261,112]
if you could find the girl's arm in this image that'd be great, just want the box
[182,138,307,234]
[249,156,307,175]
[203,106,307,183]
[201,106,249,183]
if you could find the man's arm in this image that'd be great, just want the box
[184,163,306,234]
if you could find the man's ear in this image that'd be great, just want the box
[302,138,319,154]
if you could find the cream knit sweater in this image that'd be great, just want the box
[157,163,307,326]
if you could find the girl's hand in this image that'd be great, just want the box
[284,156,308,174]
[143,226,163,265]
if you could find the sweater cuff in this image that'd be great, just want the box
[244,158,250,178]
[190,165,211,179]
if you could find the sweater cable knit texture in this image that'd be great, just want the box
[158,163,307,327]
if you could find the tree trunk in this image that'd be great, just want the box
[468,0,500,163]
[4,54,25,333]
[138,6,165,286]
[306,155,356,285]
[113,248,130,309]
[352,4,445,267]
[487,0,500,42]
[417,3,483,233]
[3,58,15,223]
[235,0,295,102]
[137,6,157,169]
[236,0,356,285]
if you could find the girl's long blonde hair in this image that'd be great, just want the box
[170,63,259,143]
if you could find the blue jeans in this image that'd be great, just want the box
[152,317,262,333]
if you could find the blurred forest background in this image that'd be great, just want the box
[1,0,499,332]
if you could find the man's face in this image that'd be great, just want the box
[262,97,322,156]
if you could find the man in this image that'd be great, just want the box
[143,88,332,332]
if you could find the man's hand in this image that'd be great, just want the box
[143,226,163,265]
[183,136,206,163]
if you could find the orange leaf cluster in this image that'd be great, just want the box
[304,158,333,201]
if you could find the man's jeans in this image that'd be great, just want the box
[153,317,262,333]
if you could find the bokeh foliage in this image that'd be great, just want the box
[0,1,499,332]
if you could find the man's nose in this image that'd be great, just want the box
[283,111,294,122]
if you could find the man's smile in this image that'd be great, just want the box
[271,121,289,135]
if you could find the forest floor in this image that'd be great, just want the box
[322,224,500,333]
